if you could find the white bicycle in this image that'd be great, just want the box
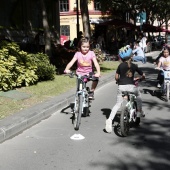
[120,78,143,137]
[156,68,170,101]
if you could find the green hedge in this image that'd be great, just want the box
[0,41,56,91]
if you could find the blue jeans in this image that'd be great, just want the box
[133,56,146,63]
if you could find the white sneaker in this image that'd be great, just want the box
[157,83,161,88]
[137,111,145,118]
[105,118,112,133]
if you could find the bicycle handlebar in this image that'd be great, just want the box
[155,67,170,72]
[64,71,97,81]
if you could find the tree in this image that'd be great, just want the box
[90,0,170,24]
[80,0,91,38]
[40,0,51,57]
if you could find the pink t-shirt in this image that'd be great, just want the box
[74,50,96,75]
[159,56,170,70]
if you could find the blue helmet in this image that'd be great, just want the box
[118,45,132,59]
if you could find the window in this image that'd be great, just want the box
[94,0,101,11]
[59,0,69,12]
[60,25,70,36]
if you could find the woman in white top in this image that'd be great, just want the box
[132,42,146,63]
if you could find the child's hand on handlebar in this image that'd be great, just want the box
[155,67,160,70]
[64,70,71,74]
[134,75,145,81]
[134,77,140,81]
[94,73,101,77]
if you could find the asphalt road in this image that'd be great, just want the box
[0,53,170,170]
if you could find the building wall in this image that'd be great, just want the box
[60,0,106,41]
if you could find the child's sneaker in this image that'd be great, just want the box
[89,91,94,100]
[137,111,145,118]
[105,118,112,133]
[141,110,145,117]
[157,83,161,88]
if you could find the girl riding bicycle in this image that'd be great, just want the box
[105,45,145,133]
[64,37,101,99]
[155,47,170,88]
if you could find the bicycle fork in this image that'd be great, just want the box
[126,102,137,122]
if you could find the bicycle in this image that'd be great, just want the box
[119,79,142,137]
[155,68,170,101]
[65,72,94,131]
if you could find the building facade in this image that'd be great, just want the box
[59,0,107,43]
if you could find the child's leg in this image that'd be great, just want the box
[91,80,98,91]
[159,71,164,85]
[157,70,164,86]
[135,88,145,117]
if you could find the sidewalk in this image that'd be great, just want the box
[0,50,161,143]
[0,70,115,143]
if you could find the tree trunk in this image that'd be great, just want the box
[40,0,51,57]
[80,0,91,38]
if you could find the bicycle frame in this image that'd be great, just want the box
[160,69,170,101]
[123,92,137,122]
[66,72,93,130]
[120,78,143,136]
[74,75,90,113]
[161,70,170,88]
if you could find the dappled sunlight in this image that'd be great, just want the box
[89,118,170,170]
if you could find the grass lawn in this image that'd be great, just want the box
[0,61,119,119]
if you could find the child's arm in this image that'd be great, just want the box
[155,60,161,69]
[92,57,101,77]
[115,73,119,82]
[64,57,77,73]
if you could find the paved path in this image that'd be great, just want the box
[1,50,170,170]
[0,51,161,143]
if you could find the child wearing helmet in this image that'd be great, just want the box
[105,45,145,133]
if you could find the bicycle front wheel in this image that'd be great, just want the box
[166,82,170,101]
[74,94,83,131]
[120,100,130,137]
[83,87,90,117]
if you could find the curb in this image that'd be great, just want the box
[0,71,115,143]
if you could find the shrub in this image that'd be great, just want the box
[93,48,105,63]
[28,53,56,81]
[0,41,56,91]
[0,41,38,90]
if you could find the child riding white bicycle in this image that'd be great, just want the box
[64,37,101,99]
[105,45,145,133]
[155,47,170,88]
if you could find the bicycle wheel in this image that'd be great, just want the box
[133,101,140,126]
[120,100,130,137]
[83,87,90,117]
[135,117,140,126]
[74,94,83,131]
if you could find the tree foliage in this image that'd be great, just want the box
[91,0,170,27]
